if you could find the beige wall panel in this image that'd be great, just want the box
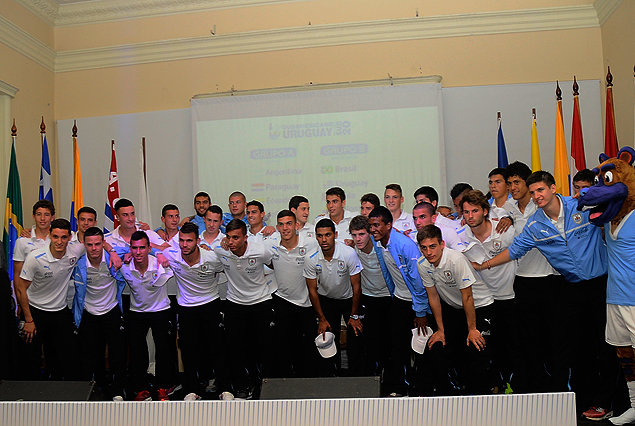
[0,0,53,47]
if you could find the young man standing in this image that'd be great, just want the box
[246,200,278,294]
[417,225,494,395]
[488,168,511,220]
[314,187,359,242]
[121,231,177,401]
[179,192,211,231]
[368,207,431,397]
[72,206,97,244]
[267,210,319,377]
[214,219,275,399]
[572,169,595,198]
[384,184,415,236]
[161,222,229,400]
[156,204,181,248]
[412,202,465,251]
[360,193,381,217]
[289,196,314,238]
[73,226,127,400]
[304,218,363,376]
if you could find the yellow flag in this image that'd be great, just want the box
[531,115,541,172]
[554,99,570,196]
[71,136,84,231]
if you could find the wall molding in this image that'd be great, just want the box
[0,80,20,98]
[594,0,623,25]
[54,5,600,73]
[0,15,56,72]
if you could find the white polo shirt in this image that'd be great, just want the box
[84,253,119,316]
[462,220,517,300]
[199,231,228,299]
[21,242,86,312]
[199,230,224,250]
[417,247,493,310]
[214,241,273,306]
[314,210,360,242]
[503,199,559,277]
[303,241,363,300]
[355,245,391,298]
[12,226,49,262]
[162,247,223,307]
[248,229,279,294]
[268,233,318,307]
[393,210,416,235]
[120,256,172,313]
[298,222,315,240]
[104,225,165,252]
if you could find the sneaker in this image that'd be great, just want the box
[157,388,170,401]
[386,392,403,398]
[184,393,202,401]
[234,387,254,400]
[582,407,613,421]
[166,384,182,395]
[134,390,152,402]
[206,379,218,393]
[112,395,124,402]
[219,391,235,401]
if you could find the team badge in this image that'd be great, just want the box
[201,264,209,272]
[248,258,256,267]
[338,260,346,271]
[493,241,502,251]
[153,273,158,280]
[299,247,306,256]
[307,232,314,238]
[443,270,453,281]
[398,255,403,264]
[69,257,76,265]
[572,213,582,224]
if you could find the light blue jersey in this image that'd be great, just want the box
[605,210,635,306]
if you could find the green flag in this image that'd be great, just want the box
[4,137,23,279]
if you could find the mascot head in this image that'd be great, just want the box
[577,146,635,225]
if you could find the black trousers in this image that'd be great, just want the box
[317,295,363,377]
[489,298,521,390]
[384,297,415,395]
[272,294,317,378]
[21,306,78,380]
[360,295,391,378]
[127,309,177,391]
[224,299,276,392]
[178,298,230,394]
[78,306,127,398]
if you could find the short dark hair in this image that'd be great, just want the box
[50,218,71,234]
[385,184,403,197]
[289,195,309,210]
[315,218,336,232]
[246,200,264,213]
[461,190,490,219]
[450,183,473,201]
[229,191,246,202]
[84,226,104,239]
[206,205,223,216]
[488,168,507,179]
[130,230,150,245]
[225,219,247,235]
[161,204,179,217]
[325,187,346,201]
[77,206,97,219]
[416,224,442,245]
[114,198,133,212]
[33,199,55,216]
[195,192,211,203]
[360,193,381,208]
[277,209,296,222]
[526,171,556,188]
[413,186,439,204]
[413,201,435,216]
[573,169,596,184]
[368,206,393,225]
[505,161,532,183]
[349,215,370,233]
[180,222,199,237]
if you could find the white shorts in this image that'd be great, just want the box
[606,304,635,347]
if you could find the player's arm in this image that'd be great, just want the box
[348,272,362,335]
[425,284,445,347]
[306,277,330,336]
[15,277,35,342]
[460,286,485,351]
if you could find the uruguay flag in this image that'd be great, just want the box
[39,135,53,202]
[497,116,509,168]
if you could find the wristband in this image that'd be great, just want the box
[25,319,34,323]
[486,260,491,270]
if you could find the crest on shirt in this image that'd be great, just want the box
[338,260,346,271]
[248,258,256,267]
[69,257,77,265]
[572,212,582,224]
[299,247,306,256]
[443,270,453,281]
[398,254,403,264]
[153,273,158,280]
[307,232,314,238]
[492,241,502,251]
[201,264,209,272]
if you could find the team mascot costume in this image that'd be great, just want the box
[578,146,635,425]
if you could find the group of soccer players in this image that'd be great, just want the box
[5,161,622,421]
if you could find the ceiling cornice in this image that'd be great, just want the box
[593,0,623,25]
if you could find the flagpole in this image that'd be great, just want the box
[554,81,570,196]
[40,116,45,147]
[570,76,586,174]
[531,108,542,172]
[605,67,619,157]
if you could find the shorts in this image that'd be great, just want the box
[606,304,635,347]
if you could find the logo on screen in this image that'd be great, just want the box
[321,144,368,156]
[321,166,334,174]
[269,124,280,140]
[252,183,265,192]
[251,148,296,159]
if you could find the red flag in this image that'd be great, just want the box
[104,140,120,232]
[570,77,586,173]
[604,67,618,158]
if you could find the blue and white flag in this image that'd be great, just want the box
[39,135,53,202]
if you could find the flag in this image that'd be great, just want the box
[4,131,23,281]
[103,141,120,233]
[69,133,84,232]
[554,82,570,196]
[497,113,509,168]
[570,78,586,174]
[137,138,153,229]
[531,109,542,172]
[605,67,618,158]
[39,134,53,202]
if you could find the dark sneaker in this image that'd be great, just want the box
[157,388,170,401]
[134,390,152,402]
[582,407,613,421]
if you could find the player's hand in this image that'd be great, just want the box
[428,330,445,348]
[156,229,168,241]
[123,253,133,264]
[344,239,355,248]
[495,217,513,233]
[20,229,30,238]
[138,222,150,231]
[156,253,170,268]
[414,316,428,335]
[403,229,414,238]
[317,318,332,336]
[179,216,193,227]
[220,237,229,251]
[347,318,363,336]
[467,329,486,351]
[262,226,276,237]
[23,321,36,343]
[470,261,482,271]
[109,252,123,269]
[199,244,211,251]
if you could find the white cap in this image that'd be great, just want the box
[315,332,337,358]
[411,327,433,354]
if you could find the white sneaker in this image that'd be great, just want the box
[610,408,635,425]
[219,391,235,401]
[184,393,202,401]
[112,396,124,402]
